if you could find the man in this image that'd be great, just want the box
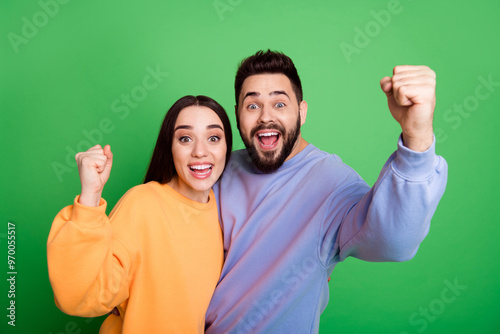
[205,50,447,333]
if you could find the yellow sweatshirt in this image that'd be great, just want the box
[47,181,223,333]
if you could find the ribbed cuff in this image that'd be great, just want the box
[70,195,108,227]
[392,134,438,181]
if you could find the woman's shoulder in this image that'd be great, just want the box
[109,182,166,219]
[118,181,164,205]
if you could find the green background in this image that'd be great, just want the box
[1,0,499,333]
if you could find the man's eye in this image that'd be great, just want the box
[179,136,191,143]
[275,102,285,108]
[248,104,258,110]
[208,136,220,142]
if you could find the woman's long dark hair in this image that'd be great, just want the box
[144,95,232,184]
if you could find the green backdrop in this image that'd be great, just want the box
[1,0,499,333]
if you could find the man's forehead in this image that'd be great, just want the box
[241,73,294,94]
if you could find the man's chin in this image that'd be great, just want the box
[248,148,285,174]
[256,145,280,157]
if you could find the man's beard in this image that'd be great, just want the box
[238,115,301,174]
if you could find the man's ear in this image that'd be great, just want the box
[299,100,308,126]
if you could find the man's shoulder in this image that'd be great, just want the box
[297,144,346,169]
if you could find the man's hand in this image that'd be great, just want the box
[75,144,113,207]
[380,65,436,152]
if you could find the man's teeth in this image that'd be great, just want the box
[258,132,279,137]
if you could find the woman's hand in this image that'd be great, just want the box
[75,145,113,207]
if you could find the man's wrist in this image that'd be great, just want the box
[401,129,434,152]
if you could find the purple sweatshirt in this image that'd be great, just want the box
[206,137,447,333]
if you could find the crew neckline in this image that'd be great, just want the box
[148,181,216,211]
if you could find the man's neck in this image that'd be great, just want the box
[285,137,309,162]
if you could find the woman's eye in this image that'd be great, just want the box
[275,102,285,108]
[179,136,191,143]
[209,136,220,142]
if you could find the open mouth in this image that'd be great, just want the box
[257,132,280,149]
[189,164,213,178]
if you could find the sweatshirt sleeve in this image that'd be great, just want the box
[336,135,448,262]
[47,193,137,317]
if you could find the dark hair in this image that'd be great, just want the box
[234,49,303,107]
[144,95,232,184]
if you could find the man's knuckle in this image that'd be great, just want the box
[393,80,403,91]
[399,85,409,95]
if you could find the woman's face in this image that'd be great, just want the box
[170,105,227,203]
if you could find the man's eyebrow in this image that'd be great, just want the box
[242,92,259,102]
[270,90,290,99]
[242,90,290,102]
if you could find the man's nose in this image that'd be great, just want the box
[258,105,274,124]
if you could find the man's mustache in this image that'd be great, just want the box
[250,124,286,138]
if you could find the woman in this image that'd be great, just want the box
[47,95,232,333]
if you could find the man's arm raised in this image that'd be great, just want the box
[333,66,447,262]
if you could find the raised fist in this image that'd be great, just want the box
[380,65,436,151]
[75,145,113,206]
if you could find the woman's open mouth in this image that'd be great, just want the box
[189,164,213,179]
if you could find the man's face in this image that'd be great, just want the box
[236,73,307,173]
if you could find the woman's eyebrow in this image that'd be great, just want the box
[174,124,223,131]
[174,125,192,131]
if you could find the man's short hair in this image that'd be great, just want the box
[234,50,303,107]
